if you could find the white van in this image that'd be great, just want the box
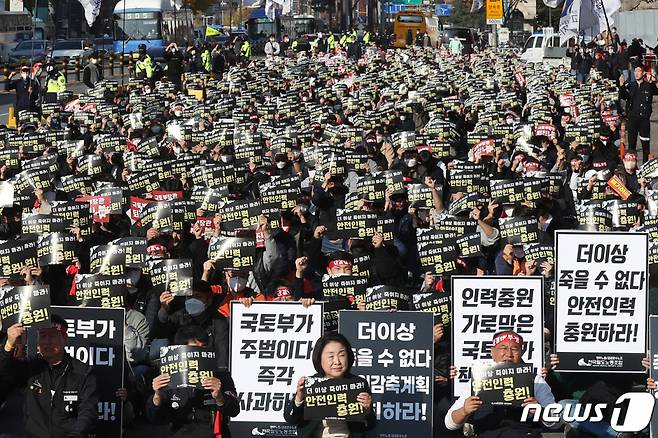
[520,29,570,66]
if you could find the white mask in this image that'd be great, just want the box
[504,206,515,217]
[185,298,206,316]
[376,135,384,143]
[172,145,181,155]
[220,155,233,163]
[21,73,28,80]
[624,162,636,172]
[276,161,287,169]
[228,276,247,293]
[174,110,182,117]
[404,158,417,168]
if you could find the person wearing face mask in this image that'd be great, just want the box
[620,151,639,193]
[156,280,230,369]
[83,52,103,89]
[6,65,40,113]
[147,324,240,437]
[273,152,294,175]
[384,191,418,273]
[171,103,185,119]
[202,267,264,318]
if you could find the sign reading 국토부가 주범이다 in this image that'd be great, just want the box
[229,301,323,438]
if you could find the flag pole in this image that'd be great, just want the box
[598,0,613,47]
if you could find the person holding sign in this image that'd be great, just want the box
[445,331,556,437]
[147,324,240,437]
[284,332,376,437]
[0,315,99,438]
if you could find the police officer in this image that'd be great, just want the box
[240,38,252,63]
[200,43,212,73]
[1,315,99,438]
[135,43,154,80]
[43,62,66,103]
[619,65,658,161]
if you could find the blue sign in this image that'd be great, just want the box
[435,4,453,16]
[384,3,407,13]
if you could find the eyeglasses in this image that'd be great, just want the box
[493,345,522,354]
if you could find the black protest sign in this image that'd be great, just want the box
[411,292,451,327]
[356,176,386,202]
[192,163,236,187]
[334,211,378,240]
[447,192,487,216]
[0,239,38,277]
[127,170,160,194]
[407,184,436,208]
[0,148,20,170]
[304,376,367,421]
[339,311,433,438]
[456,233,482,258]
[190,186,228,213]
[90,244,145,276]
[261,185,300,212]
[576,206,613,232]
[77,154,104,177]
[449,170,487,196]
[220,200,261,230]
[37,233,76,265]
[148,259,193,296]
[74,275,127,308]
[21,213,66,235]
[352,254,371,278]
[160,345,217,389]
[490,179,524,204]
[523,243,554,265]
[498,217,540,245]
[51,201,92,235]
[322,276,368,302]
[417,240,459,276]
[95,135,126,154]
[0,285,51,329]
[23,154,59,174]
[140,201,181,233]
[28,306,125,438]
[365,285,410,310]
[323,296,352,332]
[383,170,405,193]
[60,174,94,197]
[602,199,640,230]
[208,236,256,270]
[435,215,478,235]
[555,232,647,372]
[471,362,534,407]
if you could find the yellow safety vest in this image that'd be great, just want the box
[327,34,336,49]
[241,41,252,58]
[364,32,371,44]
[201,50,212,72]
[135,55,154,78]
[46,72,66,93]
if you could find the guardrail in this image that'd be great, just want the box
[1,51,136,83]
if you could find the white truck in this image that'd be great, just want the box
[519,28,571,67]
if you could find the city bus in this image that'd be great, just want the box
[113,0,193,60]
[392,8,439,48]
[245,11,327,53]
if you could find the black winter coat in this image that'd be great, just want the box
[620,79,658,119]
[0,350,98,438]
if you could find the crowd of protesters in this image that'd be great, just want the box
[0,26,657,438]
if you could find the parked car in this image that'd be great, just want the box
[8,39,49,65]
[50,39,93,65]
[93,37,114,56]
[438,27,478,54]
